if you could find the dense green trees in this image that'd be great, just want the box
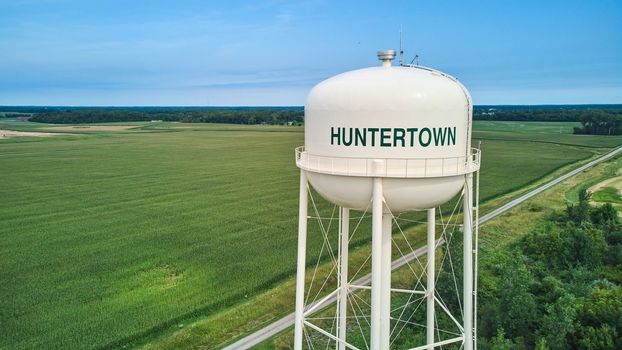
[474,192,622,349]
[0,112,32,118]
[28,108,304,125]
[429,191,622,349]
[573,111,622,135]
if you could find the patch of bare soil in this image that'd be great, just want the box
[0,130,76,139]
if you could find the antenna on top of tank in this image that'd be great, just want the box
[400,26,421,67]
[409,54,420,66]
[399,25,404,66]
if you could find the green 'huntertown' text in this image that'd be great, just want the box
[330,127,457,147]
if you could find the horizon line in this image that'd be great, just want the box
[1,103,622,108]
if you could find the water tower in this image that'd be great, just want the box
[294,50,480,349]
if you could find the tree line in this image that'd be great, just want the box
[474,106,621,122]
[29,108,304,125]
[573,110,622,135]
[15,105,622,135]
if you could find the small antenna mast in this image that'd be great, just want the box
[410,54,420,66]
[399,25,404,66]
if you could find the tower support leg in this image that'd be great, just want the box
[337,207,349,350]
[463,174,474,350]
[293,171,308,350]
[380,212,392,350]
[370,176,383,350]
[427,208,436,349]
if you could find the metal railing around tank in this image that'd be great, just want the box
[295,146,481,178]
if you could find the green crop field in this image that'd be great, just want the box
[474,120,581,134]
[473,120,622,149]
[0,120,620,349]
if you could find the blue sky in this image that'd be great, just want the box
[1,0,620,106]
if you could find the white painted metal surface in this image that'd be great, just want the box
[380,213,392,350]
[370,175,383,350]
[304,67,470,160]
[463,174,474,350]
[296,147,480,211]
[293,171,308,348]
[337,207,349,350]
[293,50,481,350]
[427,208,436,349]
[301,53,476,211]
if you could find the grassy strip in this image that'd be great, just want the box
[593,187,622,204]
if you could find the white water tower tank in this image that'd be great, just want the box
[296,50,478,212]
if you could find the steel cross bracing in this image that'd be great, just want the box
[223,146,622,350]
[290,172,478,350]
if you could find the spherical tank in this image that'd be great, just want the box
[296,52,479,212]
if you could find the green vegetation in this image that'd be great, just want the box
[474,141,593,201]
[474,120,580,134]
[473,121,622,149]
[29,108,304,125]
[574,112,622,135]
[0,112,32,118]
[0,126,303,349]
[8,105,622,133]
[593,187,622,204]
[474,105,622,123]
[475,193,622,349]
[0,120,620,349]
[566,162,622,205]
[473,105,622,135]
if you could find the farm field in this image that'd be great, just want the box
[0,120,620,349]
[474,120,581,134]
